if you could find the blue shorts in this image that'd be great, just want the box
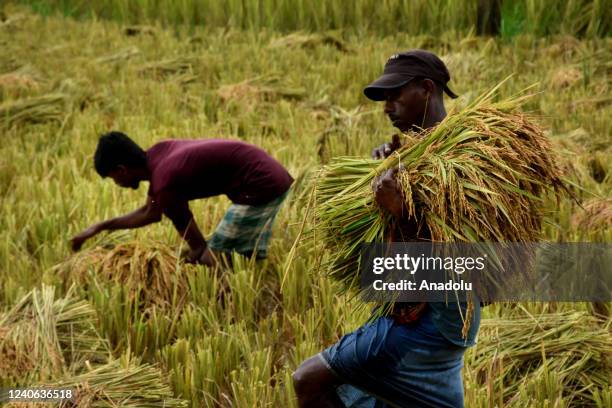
[320,308,467,408]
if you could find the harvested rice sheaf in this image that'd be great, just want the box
[0,285,109,386]
[0,93,68,127]
[315,83,567,290]
[571,197,612,237]
[467,311,612,407]
[55,241,190,307]
[54,355,188,408]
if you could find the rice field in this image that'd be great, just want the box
[1,2,611,407]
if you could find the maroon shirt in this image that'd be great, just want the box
[146,139,293,229]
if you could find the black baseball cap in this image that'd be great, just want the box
[364,49,458,101]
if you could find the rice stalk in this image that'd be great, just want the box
[137,57,199,78]
[268,32,350,52]
[0,93,69,127]
[315,82,567,292]
[217,77,306,103]
[466,311,611,407]
[0,285,109,386]
[53,241,191,308]
[54,354,188,407]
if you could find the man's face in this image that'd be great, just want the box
[383,80,428,132]
[108,166,140,189]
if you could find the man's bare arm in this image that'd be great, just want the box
[71,196,162,251]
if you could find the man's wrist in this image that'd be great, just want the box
[190,244,207,257]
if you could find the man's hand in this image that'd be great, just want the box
[182,246,206,264]
[371,134,402,160]
[373,168,406,219]
[70,224,100,251]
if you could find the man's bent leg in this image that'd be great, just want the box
[293,355,345,408]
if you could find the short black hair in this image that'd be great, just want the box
[94,131,147,177]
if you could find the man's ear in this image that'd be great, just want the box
[421,79,435,97]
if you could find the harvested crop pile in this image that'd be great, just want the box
[0,78,103,127]
[137,57,199,78]
[467,311,611,407]
[1,287,186,407]
[55,241,190,307]
[3,357,187,408]
[268,32,349,52]
[53,356,188,407]
[0,285,108,386]
[0,66,41,97]
[0,93,68,127]
[571,198,612,239]
[315,84,566,289]
[217,77,305,103]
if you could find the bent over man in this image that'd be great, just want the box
[71,132,293,265]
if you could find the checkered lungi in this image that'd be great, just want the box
[207,191,288,259]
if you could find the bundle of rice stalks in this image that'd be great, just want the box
[95,46,141,64]
[268,32,349,52]
[0,93,69,127]
[467,311,611,406]
[55,241,189,307]
[0,65,41,97]
[571,198,612,238]
[2,355,188,408]
[55,355,187,407]
[217,77,305,103]
[0,285,108,386]
[137,57,198,79]
[316,83,566,289]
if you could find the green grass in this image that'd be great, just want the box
[15,0,612,37]
[0,3,610,407]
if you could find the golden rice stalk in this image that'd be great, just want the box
[55,354,188,408]
[571,198,612,234]
[0,93,69,127]
[0,285,109,386]
[217,77,306,103]
[268,32,350,52]
[467,310,611,406]
[55,241,190,308]
[315,82,567,289]
[137,57,198,78]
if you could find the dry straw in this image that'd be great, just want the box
[0,285,108,386]
[55,241,190,308]
[315,81,567,290]
[55,355,188,407]
[468,310,611,406]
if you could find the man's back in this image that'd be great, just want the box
[146,139,293,206]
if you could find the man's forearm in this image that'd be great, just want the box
[97,206,160,231]
[177,218,207,253]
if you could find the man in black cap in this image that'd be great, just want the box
[292,50,480,408]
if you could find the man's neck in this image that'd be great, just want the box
[421,98,447,130]
[134,167,151,182]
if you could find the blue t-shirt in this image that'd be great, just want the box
[429,300,481,347]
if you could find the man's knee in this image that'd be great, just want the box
[292,354,338,398]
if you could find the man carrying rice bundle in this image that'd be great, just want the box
[293,50,479,408]
[70,133,293,266]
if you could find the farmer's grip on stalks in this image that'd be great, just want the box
[371,133,403,159]
[373,167,406,219]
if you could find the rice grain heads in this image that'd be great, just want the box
[315,83,567,289]
[0,285,108,386]
[55,241,191,308]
